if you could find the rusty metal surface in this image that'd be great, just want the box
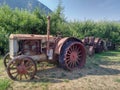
[46,16,50,57]
[94,38,101,44]
[9,34,54,41]
[89,36,95,45]
[83,36,105,55]
[88,46,95,56]
[21,40,41,55]
[55,37,69,54]
[82,37,89,45]
[55,37,83,55]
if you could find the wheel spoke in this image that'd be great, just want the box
[66,60,71,65]
[14,73,19,79]
[69,62,73,68]
[71,62,75,68]
[24,74,28,79]
[78,54,82,57]
[66,52,71,56]
[68,49,72,54]
[71,46,74,51]
[9,67,17,70]
[74,45,77,51]
[11,71,17,74]
[26,64,33,70]
[20,74,22,80]
[71,62,74,68]
[78,49,81,53]
[76,59,80,64]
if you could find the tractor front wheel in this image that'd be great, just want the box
[7,57,37,81]
[3,52,11,68]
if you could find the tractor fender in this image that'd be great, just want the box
[54,37,83,55]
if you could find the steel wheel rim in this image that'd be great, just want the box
[64,42,85,70]
[4,53,11,68]
[7,57,36,81]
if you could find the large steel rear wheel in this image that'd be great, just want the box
[7,57,37,81]
[59,41,86,70]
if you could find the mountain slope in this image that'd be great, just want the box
[0,0,52,13]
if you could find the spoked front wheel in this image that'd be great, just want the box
[7,57,37,81]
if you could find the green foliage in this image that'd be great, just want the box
[0,27,9,55]
[0,4,120,55]
[0,79,10,90]
[0,5,47,54]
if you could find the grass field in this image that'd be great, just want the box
[0,50,120,90]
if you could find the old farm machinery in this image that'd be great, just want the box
[82,36,105,56]
[3,16,86,81]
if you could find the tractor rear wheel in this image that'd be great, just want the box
[7,57,37,81]
[59,41,86,70]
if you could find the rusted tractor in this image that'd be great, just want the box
[3,16,86,81]
[82,36,105,56]
[94,38,105,53]
[82,36,95,56]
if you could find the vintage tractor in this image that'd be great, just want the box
[3,16,86,81]
[82,36,105,56]
[82,36,95,56]
[94,38,105,53]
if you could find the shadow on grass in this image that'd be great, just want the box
[27,64,120,83]
[4,50,120,83]
[25,50,120,83]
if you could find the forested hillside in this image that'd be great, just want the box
[0,0,52,13]
[0,5,120,55]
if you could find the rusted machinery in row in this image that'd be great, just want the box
[3,16,86,81]
[106,41,116,50]
[82,36,105,56]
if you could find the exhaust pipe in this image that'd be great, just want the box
[46,16,50,59]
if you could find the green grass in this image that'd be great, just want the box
[40,82,49,90]
[0,57,4,75]
[63,79,69,83]
[61,72,67,77]
[0,57,3,67]
[0,57,10,90]
[0,79,10,90]
[86,50,120,68]
[115,79,120,83]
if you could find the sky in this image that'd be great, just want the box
[39,0,120,21]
